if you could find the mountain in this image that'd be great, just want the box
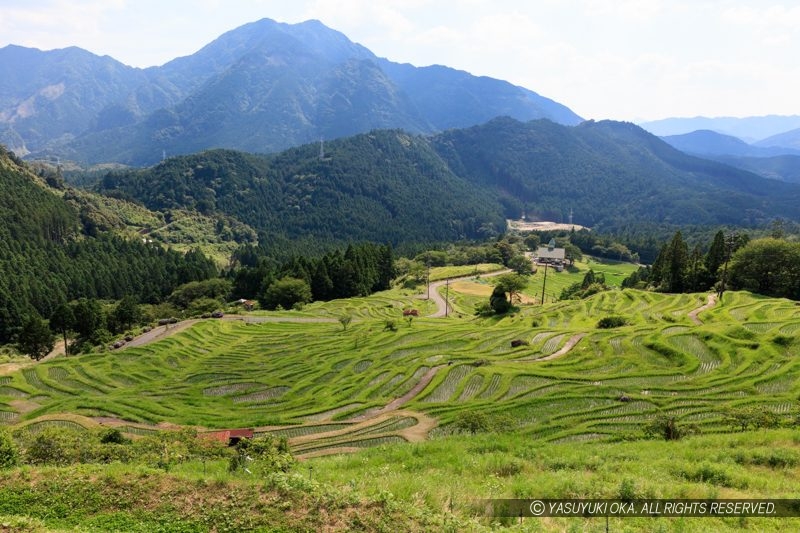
[94,118,800,250]
[430,118,800,229]
[756,128,800,151]
[661,130,800,158]
[657,130,800,184]
[0,45,154,155]
[95,132,506,254]
[1,18,581,166]
[639,115,800,142]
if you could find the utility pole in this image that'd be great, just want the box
[445,278,450,317]
[718,232,737,304]
[540,262,548,305]
[426,261,431,300]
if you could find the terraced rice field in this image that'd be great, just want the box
[1,285,799,455]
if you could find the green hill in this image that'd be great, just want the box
[95,134,506,254]
[94,119,800,252]
[0,147,220,343]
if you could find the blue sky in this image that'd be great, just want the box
[1,0,798,122]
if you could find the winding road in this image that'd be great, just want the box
[425,269,510,317]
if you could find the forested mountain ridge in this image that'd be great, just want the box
[0,146,217,343]
[1,18,581,165]
[96,132,507,255]
[430,118,800,229]
[93,118,800,251]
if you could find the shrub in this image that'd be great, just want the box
[454,412,491,434]
[99,428,129,445]
[597,316,627,329]
[772,334,794,347]
[229,435,294,474]
[0,430,18,468]
[618,478,637,502]
[645,415,697,441]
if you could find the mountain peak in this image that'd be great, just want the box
[3,18,581,165]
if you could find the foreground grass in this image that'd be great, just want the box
[309,428,800,532]
[0,463,465,532]
[1,429,798,532]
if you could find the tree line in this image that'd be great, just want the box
[623,229,800,300]
[229,243,394,310]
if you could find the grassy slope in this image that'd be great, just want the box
[1,279,800,531]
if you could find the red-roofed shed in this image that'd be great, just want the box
[202,428,254,446]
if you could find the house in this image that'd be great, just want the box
[535,238,566,268]
[234,298,256,311]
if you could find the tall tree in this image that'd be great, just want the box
[18,314,54,361]
[495,274,529,304]
[49,303,75,356]
[705,230,726,285]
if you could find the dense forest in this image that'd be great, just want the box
[0,147,217,344]
[431,118,800,230]
[95,133,505,256]
[91,119,800,258]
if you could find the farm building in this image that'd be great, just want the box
[202,428,254,446]
[535,239,566,268]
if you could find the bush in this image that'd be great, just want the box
[454,412,491,434]
[772,334,794,347]
[0,430,18,468]
[645,415,697,441]
[597,316,627,329]
[229,435,294,475]
[99,428,129,445]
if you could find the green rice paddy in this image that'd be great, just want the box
[1,279,799,458]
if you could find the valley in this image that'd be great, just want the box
[1,11,800,532]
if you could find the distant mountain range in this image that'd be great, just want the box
[0,18,581,166]
[93,118,800,254]
[660,129,800,184]
[639,115,800,143]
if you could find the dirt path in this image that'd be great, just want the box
[517,333,586,362]
[294,410,439,459]
[122,315,337,349]
[350,365,444,421]
[688,294,717,325]
[425,269,511,318]
[123,320,201,349]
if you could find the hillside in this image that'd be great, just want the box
[758,127,800,151]
[712,154,800,184]
[3,284,798,437]
[430,118,800,229]
[2,282,800,532]
[1,18,581,165]
[95,133,506,253]
[0,147,222,343]
[92,118,800,248]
